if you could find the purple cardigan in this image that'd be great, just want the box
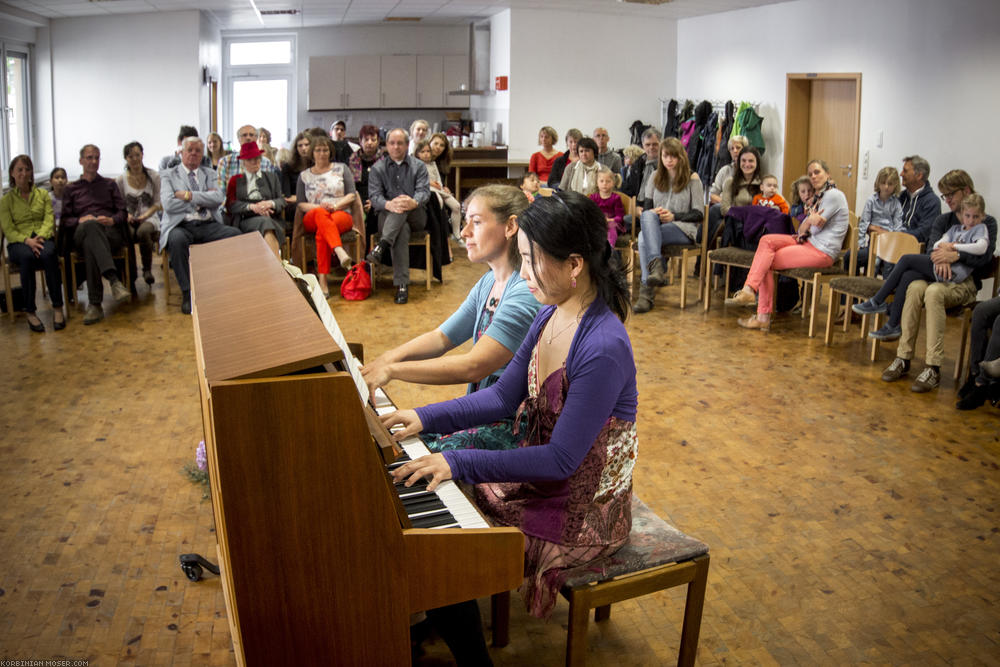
[416,299,637,484]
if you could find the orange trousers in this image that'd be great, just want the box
[303,208,353,274]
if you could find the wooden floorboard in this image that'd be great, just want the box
[0,245,997,665]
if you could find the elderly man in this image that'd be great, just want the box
[621,127,660,198]
[61,144,130,325]
[898,155,941,244]
[216,124,277,188]
[593,127,622,174]
[365,128,430,305]
[161,137,240,314]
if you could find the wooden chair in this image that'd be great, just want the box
[824,230,921,347]
[299,229,364,280]
[775,212,858,337]
[368,231,432,291]
[538,187,554,197]
[1,232,68,321]
[491,495,709,667]
[61,233,132,309]
[951,257,1000,383]
[703,246,755,313]
[658,204,714,309]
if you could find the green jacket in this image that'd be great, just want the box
[0,187,55,243]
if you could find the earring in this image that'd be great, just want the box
[571,277,577,288]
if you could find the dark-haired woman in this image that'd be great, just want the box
[385,190,637,661]
[115,141,161,285]
[633,137,704,313]
[48,167,68,232]
[0,155,64,331]
[720,145,762,216]
[558,136,603,195]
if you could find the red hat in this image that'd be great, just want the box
[238,142,264,160]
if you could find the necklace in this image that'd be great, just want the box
[545,312,581,344]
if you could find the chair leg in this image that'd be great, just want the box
[594,605,611,622]
[808,278,820,337]
[565,591,591,667]
[870,313,881,362]
[424,236,431,290]
[490,591,510,648]
[824,288,837,346]
[677,555,710,667]
[162,251,171,300]
[679,256,688,310]
[955,310,972,382]
[703,260,713,312]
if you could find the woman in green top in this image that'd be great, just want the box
[0,154,64,331]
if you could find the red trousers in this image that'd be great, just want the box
[303,208,353,274]
[745,234,832,314]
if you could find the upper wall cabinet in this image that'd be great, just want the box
[308,54,469,110]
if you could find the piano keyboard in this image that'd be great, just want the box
[372,387,489,530]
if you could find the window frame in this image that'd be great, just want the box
[1,41,33,172]
[221,33,297,148]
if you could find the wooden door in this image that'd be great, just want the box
[783,74,861,213]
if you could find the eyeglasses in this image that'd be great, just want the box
[941,191,958,200]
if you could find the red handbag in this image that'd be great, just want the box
[340,261,372,301]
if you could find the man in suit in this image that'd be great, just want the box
[160,136,240,314]
[365,128,430,305]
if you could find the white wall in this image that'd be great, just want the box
[199,13,222,139]
[32,26,55,174]
[50,11,202,178]
[468,10,510,147]
[506,8,677,161]
[677,0,1000,208]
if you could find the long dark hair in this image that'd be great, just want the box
[517,190,630,322]
[429,132,452,176]
[8,154,34,190]
[728,146,762,202]
[122,141,151,183]
[288,131,313,173]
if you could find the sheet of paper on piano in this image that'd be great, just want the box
[280,261,370,405]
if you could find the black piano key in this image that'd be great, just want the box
[402,498,447,515]
[395,479,430,492]
[410,511,459,528]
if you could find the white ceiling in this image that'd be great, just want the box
[7,0,792,29]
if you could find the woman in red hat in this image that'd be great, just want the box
[226,141,286,258]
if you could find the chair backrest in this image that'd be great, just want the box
[838,212,859,275]
[874,231,922,265]
[615,191,635,220]
[538,187,554,197]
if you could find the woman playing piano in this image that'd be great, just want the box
[361,184,541,452]
[386,191,637,663]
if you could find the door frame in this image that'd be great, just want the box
[782,72,861,212]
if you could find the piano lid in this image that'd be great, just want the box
[191,234,344,383]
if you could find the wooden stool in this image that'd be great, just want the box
[492,495,710,667]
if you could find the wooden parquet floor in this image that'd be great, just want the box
[1,246,998,666]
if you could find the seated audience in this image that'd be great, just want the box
[898,154,941,243]
[160,137,240,315]
[720,146,762,216]
[257,127,277,164]
[520,171,541,202]
[593,127,622,174]
[726,159,849,330]
[366,128,430,305]
[621,128,660,199]
[429,132,453,183]
[297,135,359,297]
[855,166,903,275]
[362,185,540,448]
[619,145,644,198]
[958,296,1000,409]
[115,141,162,286]
[159,125,206,171]
[633,137,705,313]
[559,137,602,195]
[61,144,130,325]
[217,125,277,188]
[48,167,68,231]
[529,126,560,184]
[855,194,991,393]
[546,128,582,188]
[227,142,286,259]
[331,119,359,152]
[752,175,789,214]
[787,176,813,221]
[386,191,636,662]
[408,119,430,155]
[589,167,626,247]
[709,135,748,205]
[0,154,64,331]
[206,132,229,170]
[347,124,385,242]
[281,131,313,234]
[415,139,462,239]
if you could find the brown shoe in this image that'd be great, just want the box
[737,314,770,331]
[646,258,666,287]
[725,288,757,307]
[633,284,655,313]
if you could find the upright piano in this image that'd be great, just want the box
[189,234,524,665]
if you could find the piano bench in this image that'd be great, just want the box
[492,495,710,667]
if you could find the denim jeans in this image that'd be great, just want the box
[636,209,692,284]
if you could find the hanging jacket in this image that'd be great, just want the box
[679,120,696,149]
[713,100,736,178]
[629,120,651,147]
[679,100,695,122]
[694,112,719,194]
[685,101,713,164]
[736,104,765,155]
[663,99,679,138]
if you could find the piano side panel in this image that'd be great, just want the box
[404,528,525,612]
[210,373,411,666]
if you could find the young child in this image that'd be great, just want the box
[787,176,813,222]
[858,166,903,250]
[751,174,789,214]
[588,167,625,246]
[520,171,541,202]
[854,193,990,314]
[415,140,462,238]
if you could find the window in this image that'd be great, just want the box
[1,44,31,168]
[223,35,296,149]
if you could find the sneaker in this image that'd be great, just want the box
[83,304,104,325]
[869,323,902,341]
[910,366,940,393]
[725,288,757,307]
[852,299,887,315]
[110,279,131,304]
[881,357,909,382]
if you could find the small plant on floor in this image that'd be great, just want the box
[182,440,211,499]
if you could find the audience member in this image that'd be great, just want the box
[589,167,626,247]
[347,124,385,243]
[726,159,848,331]
[297,135,360,297]
[720,146,762,216]
[206,132,229,170]
[366,128,430,305]
[159,125,206,171]
[633,137,705,313]
[281,131,313,223]
[0,154,64,331]
[257,127,277,164]
[429,132,452,181]
[752,175,789,214]
[619,145,644,197]
[48,167,68,231]
[160,137,240,315]
[330,119,359,152]
[529,126,560,183]
[408,119,430,155]
[787,176,813,222]
[61,144,130,325]
[115,141,162,286]
[593,127,622,174]
[958,296,1000,409]
[559,137,602,195]
[216,125,277,188]
[546,128,582,188]
[227,141,286,259]
[520,172,541,202]
[415,139,462,239]
[709,136,748,205]
[870,194,991,392]
[855,166,903,275]
[898,154,941,243]
[621,128,660,199]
